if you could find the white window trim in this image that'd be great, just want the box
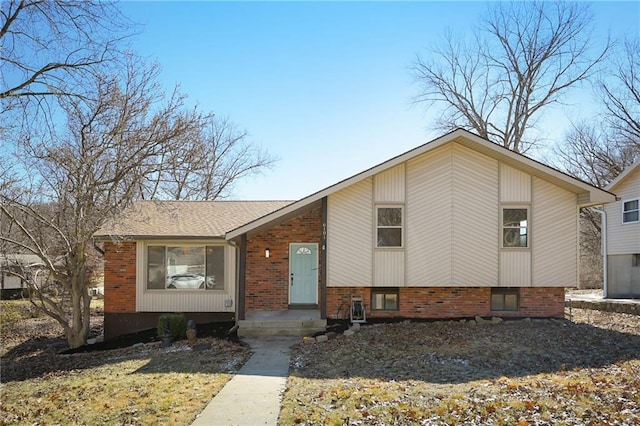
[375,204,404,249]
[622,198,640,224]
[143,241,228,292]
[501,206,530,249]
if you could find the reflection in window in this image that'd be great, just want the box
[371,288,399,310]
[146,245,224,290]
[491,288,519,311]
[502,208,528,248]
[377,206,403,247]
[623,199,639,223]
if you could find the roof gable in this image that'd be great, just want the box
[606,159,640,192]
[95,200,292,239]
[226,129,615,239]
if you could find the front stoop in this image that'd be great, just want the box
[237,310,327,337]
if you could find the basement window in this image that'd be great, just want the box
[147,245,225,291]
[633,254,640,267]
[491,288,519,311]
[371,288,399,311]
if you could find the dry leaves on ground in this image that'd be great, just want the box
[282,309,640,425]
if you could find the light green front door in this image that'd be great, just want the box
[289,243,318,304]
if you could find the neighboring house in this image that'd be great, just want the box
[97,129,615,340]
[0,254,44,299]
[604,159,640,298]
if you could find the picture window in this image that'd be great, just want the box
[146,245,224,291]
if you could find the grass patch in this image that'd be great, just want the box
[0,339,250,425]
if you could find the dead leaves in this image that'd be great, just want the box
[282,310,640,425]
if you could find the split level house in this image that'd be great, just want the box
[604,159,640,298]
[95,129,616,340]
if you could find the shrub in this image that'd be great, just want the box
[157,313,187,340]
[0,303,23,327]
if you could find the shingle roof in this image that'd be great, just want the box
[94,200,292,239]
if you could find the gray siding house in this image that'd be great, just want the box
[605,159,640,298]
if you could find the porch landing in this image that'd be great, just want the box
[237,310,327,337]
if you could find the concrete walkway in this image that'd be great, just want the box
[191,337,299,426]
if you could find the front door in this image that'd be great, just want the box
[289,243,318,305]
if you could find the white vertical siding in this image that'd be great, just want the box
[406,145,453,286]
[501,163,531,203]
[327,178,373,286]
[532,177,578,287]
[605,167,640,254]
[373,163,406,285]
[452,144,499,285]
[374,250,405,286]
[136,241,236,312]
[374,164,405,202]
[500,250,531,286]
[499,162,532,286]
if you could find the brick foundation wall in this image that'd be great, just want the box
[326,286,565,320]
[245,206,323,312]
[104,241,137,314]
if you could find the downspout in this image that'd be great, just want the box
[592,208,608,298]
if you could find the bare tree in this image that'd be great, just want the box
[148,117,275,200]
[555,124,636,188]
[599,39,640,148]
[0,56,273,348]
[413,1,608,153]
[554,38,639,289]
[0,0,130,110]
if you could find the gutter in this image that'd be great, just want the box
[592,208,608,298]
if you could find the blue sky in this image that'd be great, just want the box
[120,1,639,200]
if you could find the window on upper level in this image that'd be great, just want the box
[502,207,529,248]
[147,245,225,291]
[622,199,639,224]
[376,206,403,248]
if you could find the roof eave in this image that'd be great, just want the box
[94,234,227,241]
[226,129,618,239]
[605,159,640,191]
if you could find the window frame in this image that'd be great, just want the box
[371,287,400,311]
[622,198,639,224]
[145,243,226,292]
[501,206,530,249]
[375,205,404,249]
[490,287,520,312]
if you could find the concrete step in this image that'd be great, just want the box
[237,319,327,338]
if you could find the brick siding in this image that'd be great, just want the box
[244,206,323,312]
[103,241,137,313]
[326,286,564,320]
